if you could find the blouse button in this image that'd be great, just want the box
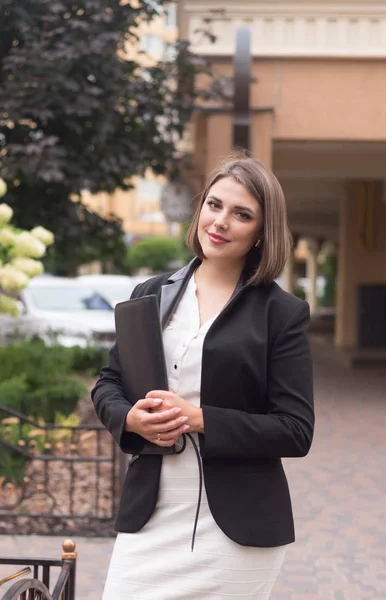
[174,364,178,370]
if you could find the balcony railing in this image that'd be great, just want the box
[0,539,76,600]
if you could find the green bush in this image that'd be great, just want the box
[0,446,27,486]
[0,338,103,487]
[28,377,87,421]
[128,237,182,273]
[69,345,108,375]
[0,376,28,411]
[0,339,89,421]
[0,414,44,485]
[0,338,74,386]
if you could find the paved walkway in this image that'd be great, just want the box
[1,337,386,599]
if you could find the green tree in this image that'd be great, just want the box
[128,237,182,273]
[0,0,213,273]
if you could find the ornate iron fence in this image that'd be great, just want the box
[0,404,118,535]
[0,539,77,600]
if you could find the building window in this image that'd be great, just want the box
[137,177,162,201]
[164,5,177,28]
[139,34,164,57]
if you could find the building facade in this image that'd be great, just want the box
[178,0,386,355]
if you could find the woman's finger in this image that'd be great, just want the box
[146,390,174,401]
[145,407,182,425]
[152,438,177,447]
[156,424,189,440]
[150,426,188,446]
[136,398,163,411]
[147,416,188,434]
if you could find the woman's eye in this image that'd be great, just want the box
[237,212,251,220]
[208,200,220,209]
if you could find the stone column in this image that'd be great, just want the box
[335,180,385,349]
[305,238,319,313]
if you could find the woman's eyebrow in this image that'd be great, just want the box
[207,195,256,216]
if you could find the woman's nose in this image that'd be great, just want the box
[214,214,229,230]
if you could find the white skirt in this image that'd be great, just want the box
[102,436,287,600]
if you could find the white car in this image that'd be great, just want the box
[76,274,151,308]
[6,277,116,348]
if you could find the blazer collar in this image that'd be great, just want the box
[160,258,200,328]
[166,257,201,283]
[159,256,252,328]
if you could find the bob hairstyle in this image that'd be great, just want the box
[186,153,292,285]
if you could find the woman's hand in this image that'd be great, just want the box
[146,390,204,434]
[125,398,190,447]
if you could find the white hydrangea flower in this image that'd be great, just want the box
[11,257,44,278]
[0,294,20,317]
[0,179,7,199]
[30,226,54,247]
[0,227,16,246]
[13,232,46,258]
[0,265,29,292]
[0,203,13,224]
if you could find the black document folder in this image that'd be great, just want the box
[114,295,176,455]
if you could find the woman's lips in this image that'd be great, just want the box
[208,232,230,244]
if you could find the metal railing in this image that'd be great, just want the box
[0,404,118,534]
[0,539,77,600]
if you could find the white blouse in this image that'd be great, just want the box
[162,273,218,406]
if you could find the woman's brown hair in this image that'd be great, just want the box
[186,153,292,285]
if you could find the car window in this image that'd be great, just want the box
[98,285,136,306]
[30,287,113,311]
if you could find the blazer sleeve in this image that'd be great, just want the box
[200,301,314,460]
[91,286,146,454]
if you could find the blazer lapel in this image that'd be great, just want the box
[160,280,184,329]
[159,258,200,329]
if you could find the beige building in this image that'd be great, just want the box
[178,0,386,357]
[83,4,179,239]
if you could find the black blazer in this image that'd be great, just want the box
[91,258,314,548]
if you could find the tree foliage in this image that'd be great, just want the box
[128,236,182,273]
[0,0,212,273]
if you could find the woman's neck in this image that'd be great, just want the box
[195,258,244,290]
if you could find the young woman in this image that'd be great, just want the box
[92,154,314,599]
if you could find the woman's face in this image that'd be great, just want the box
[197,176,263,265]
